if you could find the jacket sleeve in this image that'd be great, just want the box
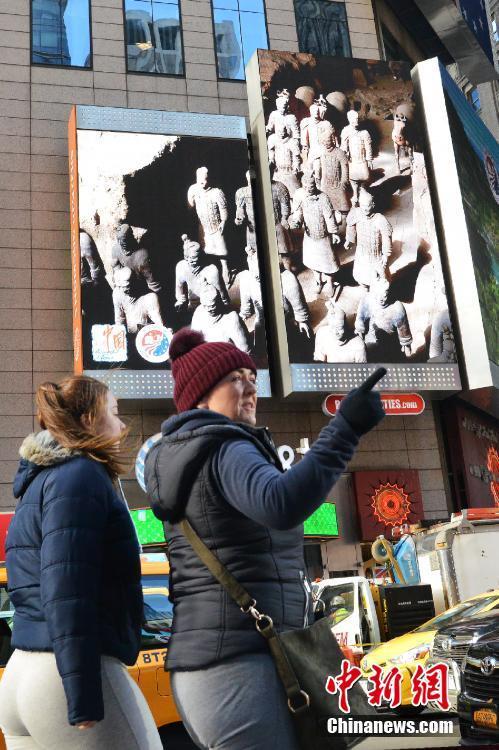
[214,413,359,530]
[40,462,108,725]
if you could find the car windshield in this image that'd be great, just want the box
[415,595,499,633]
[141,590,173,649]
[315,583,355,626]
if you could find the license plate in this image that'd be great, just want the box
[474,708,498,729]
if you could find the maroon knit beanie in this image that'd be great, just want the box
[169,328,257,413]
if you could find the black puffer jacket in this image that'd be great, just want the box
[145,409,359,671]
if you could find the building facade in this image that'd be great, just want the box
[0,0,497,575]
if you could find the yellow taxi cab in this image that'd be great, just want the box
[360,589,499,712]
[0,555,180,750]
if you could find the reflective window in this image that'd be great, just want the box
[213,0,268,80]
[141,590,173,649]
[32,0,92,67]
[294,0,351,58]
[316,582,354,626]
[124,0,184,75]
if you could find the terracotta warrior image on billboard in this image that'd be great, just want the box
[70,107,271,397]
[247,51,460,393]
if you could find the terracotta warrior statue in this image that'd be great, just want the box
[80,231,102,286]
[271,173,293,257]
[314,298,367,363]
[112,266,163,334]
[175,234,230,310]
[267,90,301,196]
[300,95,327,166]
[266,88,300,143]
[187,166,231,284]
[191,285,252,355]
[355,274,412,360]
[313,120,350,222]
[392,102,415,174]
[110,223,161,293]
[289,172,341,296]
[235,171,256,250]
[345,189,392,290]
[341,110,373,206]
[280,265,312,340]
[238,245,266,356]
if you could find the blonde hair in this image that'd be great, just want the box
[35,375,129,478]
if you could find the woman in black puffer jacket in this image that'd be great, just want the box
[0,376,162,750]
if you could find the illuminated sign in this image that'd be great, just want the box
[323,393,425,417]
[246,50,460,395]
[68,105,271,399]
[130,504,338,545]
[353,471,424,541]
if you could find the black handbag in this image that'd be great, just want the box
[180,519,375,750]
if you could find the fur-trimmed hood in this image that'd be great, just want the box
[13,431,80,498]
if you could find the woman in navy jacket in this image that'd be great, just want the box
[0,376,162,749]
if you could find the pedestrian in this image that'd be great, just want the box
[0,376,162,750]
[145,328,385,750]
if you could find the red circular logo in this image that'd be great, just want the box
[371,483,411,526]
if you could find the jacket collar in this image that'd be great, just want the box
[13,431,81,498]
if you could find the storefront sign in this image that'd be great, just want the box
[322,393,425,417]
[247,50,460,395]
[68,106,271,398]
[353,471,424,542]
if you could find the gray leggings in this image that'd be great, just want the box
[0,650,163,750]
[171,652,300,750]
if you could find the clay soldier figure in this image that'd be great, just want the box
[111,223,161,293]
[235,171,257,250]
[175,234,230,310]
[238,245,266,356]
[268,120,302,198]
[345,189,392,290]
[392,103,415,174]
[314,299,367,363]
[267,90,301,197]
[341,110,373,206]
[271,173,293,257]
[187,166,231,285]
[355,274,412,360]
[300,95,327,166]
[313,121,350,223]
[191,285,252,355]
[280,261,313,361]
[112,266,164,334]
[266,88,300,143]
[289,173,341,296]
[80,230,102,286]
[429,291,456,362]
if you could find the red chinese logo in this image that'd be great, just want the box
[325,660,362,713]
[371,483,411,527]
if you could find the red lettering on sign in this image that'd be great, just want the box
[323,393,425,417]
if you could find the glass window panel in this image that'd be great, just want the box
[295,0,351,57]
[152,2,184,74]
[214,8,244,80]
[239,0,264,13]
[31,0,91,67]
[213,0,239,11]
[239,10,268,69]
[125,0,155,73]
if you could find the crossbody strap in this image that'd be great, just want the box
[179,519,310,714]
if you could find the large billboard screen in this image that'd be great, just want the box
[246,50,461,395]
[68,106,271,398]
[414,59,498,405]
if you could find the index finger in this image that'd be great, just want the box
[359,367,387,392]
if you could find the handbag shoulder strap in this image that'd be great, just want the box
[180,519,256,613]
[179,519,311,714]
